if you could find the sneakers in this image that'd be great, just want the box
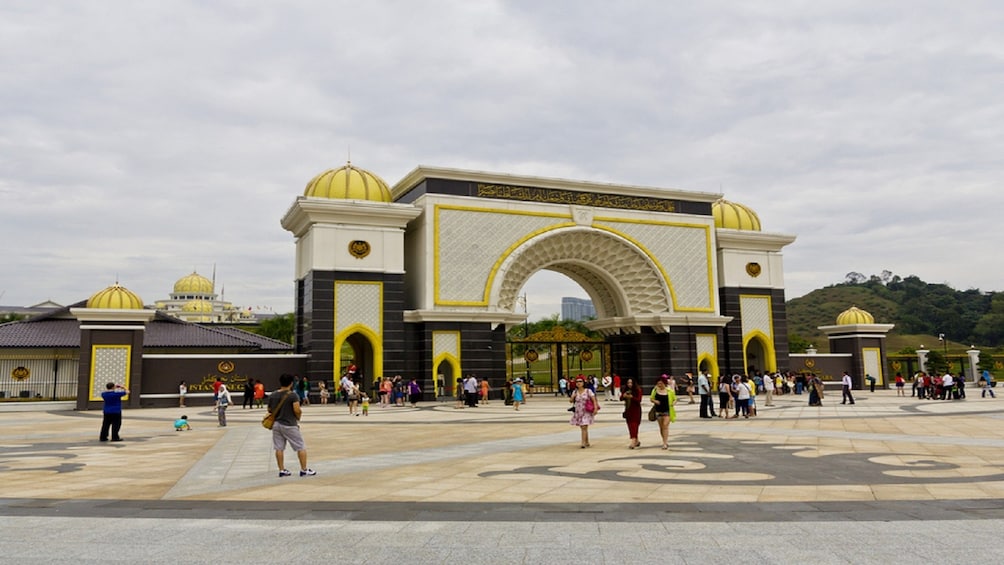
[278,469,292,477]
[299,468,316,477]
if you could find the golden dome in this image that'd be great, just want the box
[182,300,214,313]
[836,306,875,325]
[304,162,392,202]
[174,272,213,294]
[87,284,144,310]
[712,198,761,231]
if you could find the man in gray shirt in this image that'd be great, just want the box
[268,373,316,477]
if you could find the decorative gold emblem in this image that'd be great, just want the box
[349,240,371,259]
[746,262,762,277]
[580,350,593,362]
[11,366,30,381]
[892,361,902,371]
[524,349,539,362]
[218,361,235,374]
[804,358,816,368]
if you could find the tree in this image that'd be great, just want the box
[0,313,25,324]
[844,272,866,285]
[924,350,948,376]
[254,313,294,344]
[977,351,997,379]
[788,332,813,353]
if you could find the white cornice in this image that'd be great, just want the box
[586,314,734,335]
[715,229,797,251]
[391,165,722,204]
[280,197,422,237]
[71,308,157,323]
[818,324,896,336]
[404,310,528,327]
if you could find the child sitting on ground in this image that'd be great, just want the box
[174,415,192,431]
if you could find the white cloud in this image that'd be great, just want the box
[2,0,1003,316]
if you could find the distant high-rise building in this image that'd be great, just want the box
[561,297,596,322]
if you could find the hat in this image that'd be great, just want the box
[515,378,522,382]
[657,376,668,384]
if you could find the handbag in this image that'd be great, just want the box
[584,397,595,414]
[648,405,658,421]
[262,392,292,430]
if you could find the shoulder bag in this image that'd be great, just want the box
[262,392,292,430]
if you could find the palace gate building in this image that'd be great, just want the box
[280,164,797,397]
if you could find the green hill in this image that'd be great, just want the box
[786,274,1003,354]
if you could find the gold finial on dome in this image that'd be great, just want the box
[712,198,762,231]
[836,305,875,325]
[304,162,392,202]
[87,283,144,310]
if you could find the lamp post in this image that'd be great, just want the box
[939,333,948,374]
[519,293,531,382]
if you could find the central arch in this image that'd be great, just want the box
[491,227,674,319]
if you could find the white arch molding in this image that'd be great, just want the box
[491,227,672,320]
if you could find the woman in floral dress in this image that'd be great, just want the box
[569,377,598,448]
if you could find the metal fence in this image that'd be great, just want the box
[0,357,79,401]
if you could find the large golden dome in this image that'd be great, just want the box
[87,283,144,310]
[712,198,761,231]
[836,306,875,325]
[182,300,214,313]
[174,272,213,294]
[304,162,392,202]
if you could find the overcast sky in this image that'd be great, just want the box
[3,1,1002,320]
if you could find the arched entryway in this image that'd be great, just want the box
[743,332,776,375]
[491,226,695,386]
[336,329,379,394]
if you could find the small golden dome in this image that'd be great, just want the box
[713,198,761,231]
[304,162,392,202]
[174,272,213,294]
[836,306,875,325]
[182,300,214,313]
[87,284,144,310]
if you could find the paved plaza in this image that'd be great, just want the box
[1,389,1003,563]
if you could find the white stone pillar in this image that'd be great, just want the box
[967,348,981,381]
[917,349,929,374]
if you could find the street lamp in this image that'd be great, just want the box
[519,293,531,382]
[938,333,948,374]
[519,293,530,338]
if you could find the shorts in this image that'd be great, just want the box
[272,421,306,452]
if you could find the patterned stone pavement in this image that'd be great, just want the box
[1,390,1003,563]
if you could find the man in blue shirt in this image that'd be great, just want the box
[100,382,128,442]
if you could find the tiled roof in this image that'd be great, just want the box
[0,319,80,348]
[0,308,293,352]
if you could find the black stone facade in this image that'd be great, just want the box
[295,270,407,391]
[828,333,887,388]
[403,321,508,400]
[719,287,790,376]
[77,325,145,411]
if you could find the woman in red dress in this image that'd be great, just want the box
[621,377,643,449]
